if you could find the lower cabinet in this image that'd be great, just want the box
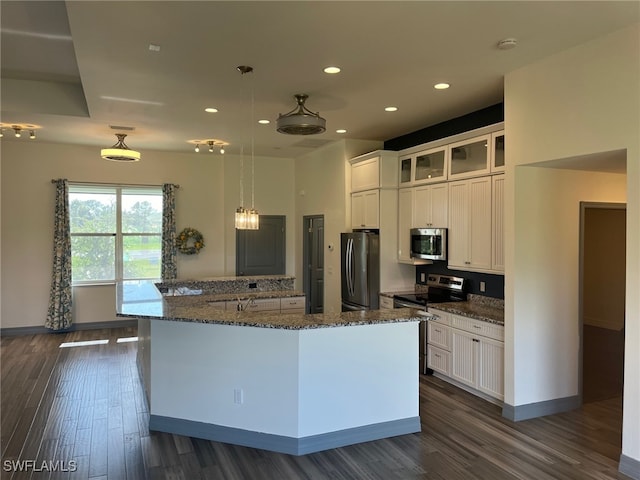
[379,295,394,309]
[223,296,306,313]
[427,308,504,402]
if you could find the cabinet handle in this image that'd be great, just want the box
[473,339,480,343]
[434,354,441,358]
[435,329,441,333]
[473,325,481,329]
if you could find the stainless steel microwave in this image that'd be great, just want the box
[410,228,447,261]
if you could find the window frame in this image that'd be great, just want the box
[69,184,163,286]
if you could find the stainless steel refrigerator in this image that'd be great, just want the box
[341,231,380,311]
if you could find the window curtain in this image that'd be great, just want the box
[45,179,73,331]
[161,183,178,280]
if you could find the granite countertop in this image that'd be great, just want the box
[163,289,306,306]
[428,295,504,326]
[116,281,424,330]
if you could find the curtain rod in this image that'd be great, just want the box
[51,180,180,188]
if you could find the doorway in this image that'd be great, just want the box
[303,215,324,313]
[236,215,286,276]
[580,203,626,404]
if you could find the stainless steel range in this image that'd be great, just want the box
[393,274,467,375]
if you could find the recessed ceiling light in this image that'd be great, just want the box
[148,44,161,52]
[434,83,450,90]
[205,107,218,113]
[384,106,398,112]
[336,129,347,134]
[258,119,270,124]
[324,66,341,74]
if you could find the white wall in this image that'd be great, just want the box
[505,23,639,464]
[0,141,295,328]
[294,139,381,313]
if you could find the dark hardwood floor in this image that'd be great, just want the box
[1,327,627,479]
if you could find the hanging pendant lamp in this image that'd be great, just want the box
[276,94,326,135]
[101,133,141,162]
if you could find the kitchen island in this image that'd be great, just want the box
[116,280,424,455]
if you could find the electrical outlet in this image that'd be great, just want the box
[480,281,486,293]
[248,282,257,289]
[420,273,426,283]
[234,388,244,404]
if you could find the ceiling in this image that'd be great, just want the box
[1,1,638,159]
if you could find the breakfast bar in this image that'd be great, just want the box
[117,279,424,455]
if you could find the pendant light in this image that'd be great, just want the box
[235,66,259,230]
[101,133,141,162]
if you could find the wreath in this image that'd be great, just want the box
[176,227,205,255]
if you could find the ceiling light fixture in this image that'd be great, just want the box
[29,130,36,139]
[235,65,259,230]
[434,83,450,90]
[101,133,141,162]
[497,38,517,50]
[384,106,398,112]
[336,129,347,134]
[205,107,218,113]
[195,144,200,153]
[277,94,326,135]
[323,66,341,74]
[220,147,225,154]
[208,141,214,153]
[13,127,21,138]
[258,119,270,125]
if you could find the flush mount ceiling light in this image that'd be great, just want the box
[277,94,326,135]
[101,133,141,162]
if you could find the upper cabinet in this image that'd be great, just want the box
[350,150,398,192]
[448,134,491,180]
[398,146,448,187]
[490,130,505,173]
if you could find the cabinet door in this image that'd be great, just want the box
[427,321,451,350]
[478,337,504,400]
[492,174,505,272]
[281,296,306,311]
[491,130,505,173]
[414,147,447,184]
[430,183,449,227]
[397,188,414,262]
[351,192,365,228]
[351,157,379,192]
[448,135,491,179]
[413,186,429,227]
[468,176,492,270]
[451,329,477,388]
[363,190,380,228]
[447,180,469,269]
[399,157,413,186]
[427,345,450,376]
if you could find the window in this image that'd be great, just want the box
[69,185,163,284]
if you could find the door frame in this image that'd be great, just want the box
[303,215,324,314]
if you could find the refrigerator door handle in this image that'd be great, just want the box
[346,238,354,297]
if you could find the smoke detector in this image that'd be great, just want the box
[276,94,326,135]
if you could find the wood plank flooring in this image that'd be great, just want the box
[0,327,627,479]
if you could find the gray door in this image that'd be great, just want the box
[303,215,324,313]
[236,215,285,276]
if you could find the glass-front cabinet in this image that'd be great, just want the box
[398,146,448,186]
[448,134,491,180]
[491,130,505,172]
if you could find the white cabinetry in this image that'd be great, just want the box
[492,174,505,272]
[428,308,504,402]
[280,296,306,314]
[414,183,448,228]
[490,130,505,173]
[398,146,448,187]
[350,150,398,192]
[398,183,448,264]
[351,189,380,229]
[448,134,491,180]
[379,295,394,310]
[448,176,492,272]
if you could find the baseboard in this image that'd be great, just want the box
[619,454,640,480]
[502,395,581,421]
[0,319,137,337]
[149,415,421,455]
